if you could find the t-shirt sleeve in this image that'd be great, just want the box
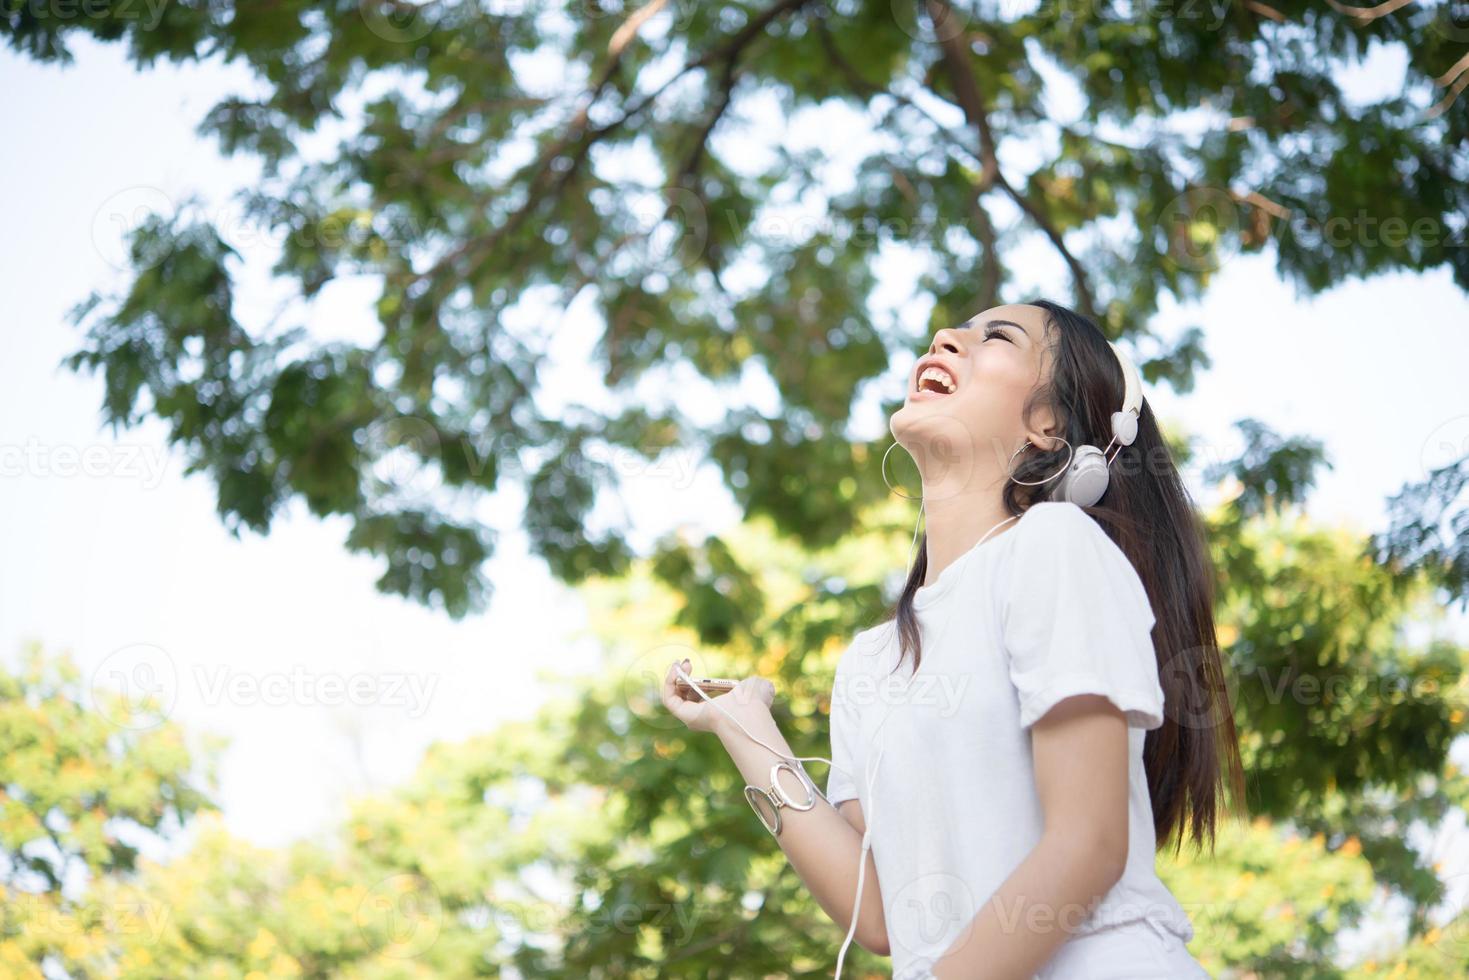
[824,646,864,808]
[1000,502,1165,731]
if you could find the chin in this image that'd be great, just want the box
[891,396,972,446]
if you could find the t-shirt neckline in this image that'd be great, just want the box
[913,518,1021,610]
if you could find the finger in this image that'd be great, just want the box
[661,661,698,719]
[661,660,681,706]
[673,659,703,701]
[664,660,693,702]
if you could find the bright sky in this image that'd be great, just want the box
[2,28,1467,962]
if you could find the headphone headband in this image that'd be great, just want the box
[1052,339,1145,507]
[1107,339,1144,418]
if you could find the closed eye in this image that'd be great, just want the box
[984,325,1012,342]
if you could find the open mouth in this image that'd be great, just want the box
[916,365,957,395]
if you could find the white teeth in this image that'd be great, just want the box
[919,366,957,393]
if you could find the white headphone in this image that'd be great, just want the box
[1051,340,1145,508]
[669,340,1146,975]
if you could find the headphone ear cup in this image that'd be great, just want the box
[1112,410,1139,447]
[1055,444,1109,507]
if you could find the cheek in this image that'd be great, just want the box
[954,374,1027,431]
[972,362,1033,408]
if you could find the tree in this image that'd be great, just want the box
[1199,420,1469,924]
[0,643,216,977]
[0,0,1461,616]
[94,817,483,978]
[1162,816,1378,977]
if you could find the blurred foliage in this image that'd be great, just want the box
[1207,498,1468,919]
[6,481,1469,975]
[0,642,218,976]
[1163,816,1377,977]
[0,0,1461,614]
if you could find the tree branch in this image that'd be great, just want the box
[817,13,1000,304]
[678,55,740,185]
[922,0,1098,320]
[417,0,813,290]
[968,189,1002,309]
[414,0,667,284]
[994,171,1098,320]
[925,0,998,191]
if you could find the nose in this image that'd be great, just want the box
[928,327,964,357]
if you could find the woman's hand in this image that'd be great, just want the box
[660,658,775,736]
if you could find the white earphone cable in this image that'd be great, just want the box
[671,659,883,978]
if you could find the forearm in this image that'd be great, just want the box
[929,832,1123,980]
[714,706,890,955]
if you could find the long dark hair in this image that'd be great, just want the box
[884,298,1246,857]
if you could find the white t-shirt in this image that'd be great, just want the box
[823,501,1195,979]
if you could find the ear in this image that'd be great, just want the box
[1022,410,1062,454]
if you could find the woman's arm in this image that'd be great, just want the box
[929,694,1130,979]
[714,704,891,955]
[660,662,890,956]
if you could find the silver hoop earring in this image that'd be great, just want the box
[1007,438,1074,487]
[881,442,927,569]
[881,442,923,501]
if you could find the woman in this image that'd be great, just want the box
[661,300,1245,979]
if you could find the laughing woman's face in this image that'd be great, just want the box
[891,303,1057,471]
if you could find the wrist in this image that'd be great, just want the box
[713,699,773,741]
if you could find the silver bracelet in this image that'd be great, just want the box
[743,759,820,836]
